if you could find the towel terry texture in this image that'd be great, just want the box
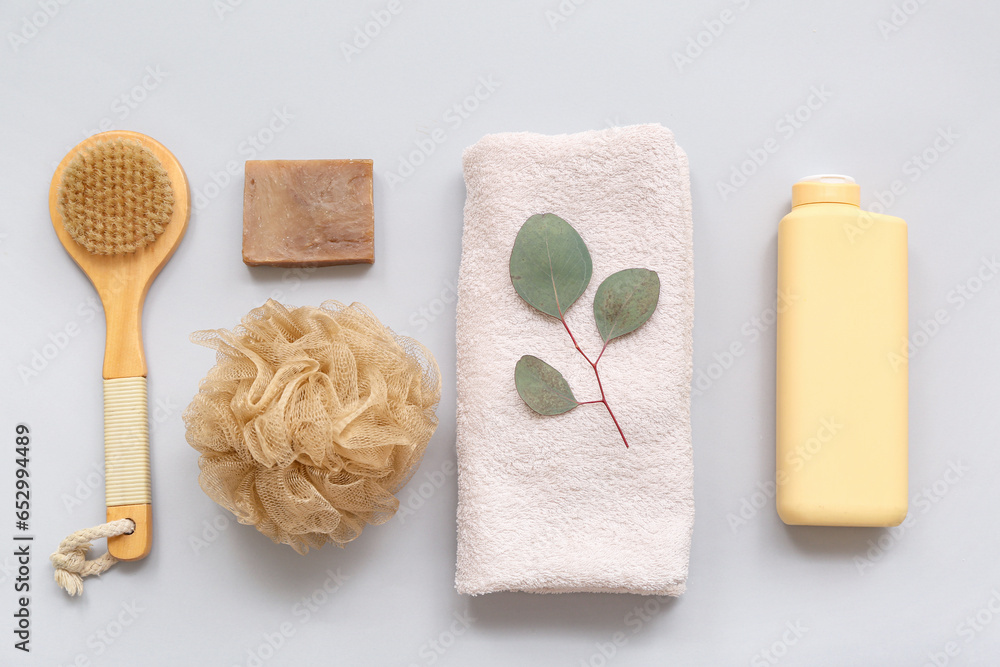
[454,124,694,595]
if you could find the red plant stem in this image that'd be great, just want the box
[559,316,593,365]
[560,316,629,449]
[595,340,609,365]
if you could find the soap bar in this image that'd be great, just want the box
[242,159,374,267]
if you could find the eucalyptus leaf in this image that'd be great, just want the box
[514,355,578,415]
[509,213,593,318]
[593,268,661,343]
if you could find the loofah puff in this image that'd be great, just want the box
[183,299,441,553]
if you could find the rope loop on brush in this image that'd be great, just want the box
[50,519,135,596]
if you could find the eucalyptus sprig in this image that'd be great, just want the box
[509,213,660,448]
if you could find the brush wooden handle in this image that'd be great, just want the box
[99,273,149,379]
[103,377,152,560]
[97,256,157,560]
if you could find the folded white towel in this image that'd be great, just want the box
[455,124,695,595]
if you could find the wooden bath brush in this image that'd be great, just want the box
[48,131,189,593]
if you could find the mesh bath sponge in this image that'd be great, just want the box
[184,299,441,552]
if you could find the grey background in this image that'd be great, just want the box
[1,1,998,665]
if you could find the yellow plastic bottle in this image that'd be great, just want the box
[776,175,908,527]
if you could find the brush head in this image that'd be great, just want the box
[58,138,174,255]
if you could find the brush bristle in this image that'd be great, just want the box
[58,138,174,255]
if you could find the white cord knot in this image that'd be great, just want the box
[50,519,135,596]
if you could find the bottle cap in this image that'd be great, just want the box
[792,174,860,207]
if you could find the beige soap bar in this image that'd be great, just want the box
[243,159,374,267]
